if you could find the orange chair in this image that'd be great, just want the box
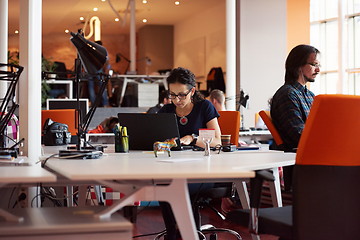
[258,110,284,147]
[218,111,240,146]
[228,94,360,240]
[41,109,78,136]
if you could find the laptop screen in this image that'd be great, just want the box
[117,113,181,150]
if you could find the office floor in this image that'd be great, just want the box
[132,203,278,240]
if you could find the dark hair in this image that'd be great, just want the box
[166,67,204,102]
[285,44,320,84]
[159,90,169,103]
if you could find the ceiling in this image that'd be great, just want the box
[8,0,221,36]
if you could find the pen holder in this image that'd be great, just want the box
[115,133,129,153]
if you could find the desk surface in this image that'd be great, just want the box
[0,165,57,183]
[44,150,294,181]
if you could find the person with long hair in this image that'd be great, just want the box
[271,44,321,151]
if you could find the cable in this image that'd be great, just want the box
[7,187,16,208]
[132,229,166,238]
[38,153,58,168]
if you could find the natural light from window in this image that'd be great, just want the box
[310,0,360,95]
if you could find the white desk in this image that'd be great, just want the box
[0,165,132,240]
[240,129,272,143]
[45,149,295,240]
[112,74,168,105]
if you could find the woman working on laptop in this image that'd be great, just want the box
[158,67,222,240]
[158,67,221,148]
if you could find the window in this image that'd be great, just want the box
[310,0,360,95]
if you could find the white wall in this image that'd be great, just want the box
[174,1,226,89]
[240,0,287,128]
[173,0,287,128]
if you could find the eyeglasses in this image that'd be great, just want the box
[307,62,321,68]
[168,89,192,100]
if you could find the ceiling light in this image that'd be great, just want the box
[93,7,98,11]
[142,19,148,23]
[101,0,106,2]
[14,30,19,34]
[175,1,180,5]
[80,16,84,21]
[65,29,69,33]
[142,0,148,3]
[115,18,120,22]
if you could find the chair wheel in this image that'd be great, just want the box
[210,233,218,240]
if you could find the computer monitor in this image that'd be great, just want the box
[117,113,181,151]
[47,98,89,123]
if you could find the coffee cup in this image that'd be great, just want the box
[221,135,231,146]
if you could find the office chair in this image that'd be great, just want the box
[259,110,293,192]
[227,94,360,240]
[258,110,284,149]
[218,111,240,146]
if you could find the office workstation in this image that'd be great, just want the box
[3,0,359,239]
[39,145,294,240]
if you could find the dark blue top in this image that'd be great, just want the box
[270,81,314,150]
[158,100,219,137]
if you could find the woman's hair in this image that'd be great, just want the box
[166,67,204,102]
[285,44,320,84]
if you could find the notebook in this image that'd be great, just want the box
[117,113,182,151]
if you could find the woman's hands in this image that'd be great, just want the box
[180,135,194,145]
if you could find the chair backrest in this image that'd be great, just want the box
[258,110,283,146]
[296,94,360,166]
[293,94,360,240]
[218,111,240,146]
[41,109,77,135]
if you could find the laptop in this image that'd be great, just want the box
[117,113,182,151]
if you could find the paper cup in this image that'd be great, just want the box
[221,135,231,146]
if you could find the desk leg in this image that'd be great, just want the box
[119,78,129,106]
[95,179,199,240]
[156,179,199,240]
[268,167,282,207]
[233,180,250,209]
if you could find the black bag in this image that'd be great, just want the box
[43,118,71,146]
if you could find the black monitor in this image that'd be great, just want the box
[47,98,89,123]
[117,113,181,150]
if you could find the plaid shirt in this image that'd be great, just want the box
[270,82,314,150]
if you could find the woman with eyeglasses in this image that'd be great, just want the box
[157,67,222,240]
[158,67,221,148]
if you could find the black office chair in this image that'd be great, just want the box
[227,94,360,240]
[192,183,242,240]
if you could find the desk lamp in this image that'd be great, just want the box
[237,90,249,131]
[115,53,131,74]
[60,32,109,158]
[0,63,24,158]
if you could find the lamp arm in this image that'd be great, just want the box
[117,52,131,63]
[80,74,109,139]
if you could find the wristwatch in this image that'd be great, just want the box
[191,134,198,144]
